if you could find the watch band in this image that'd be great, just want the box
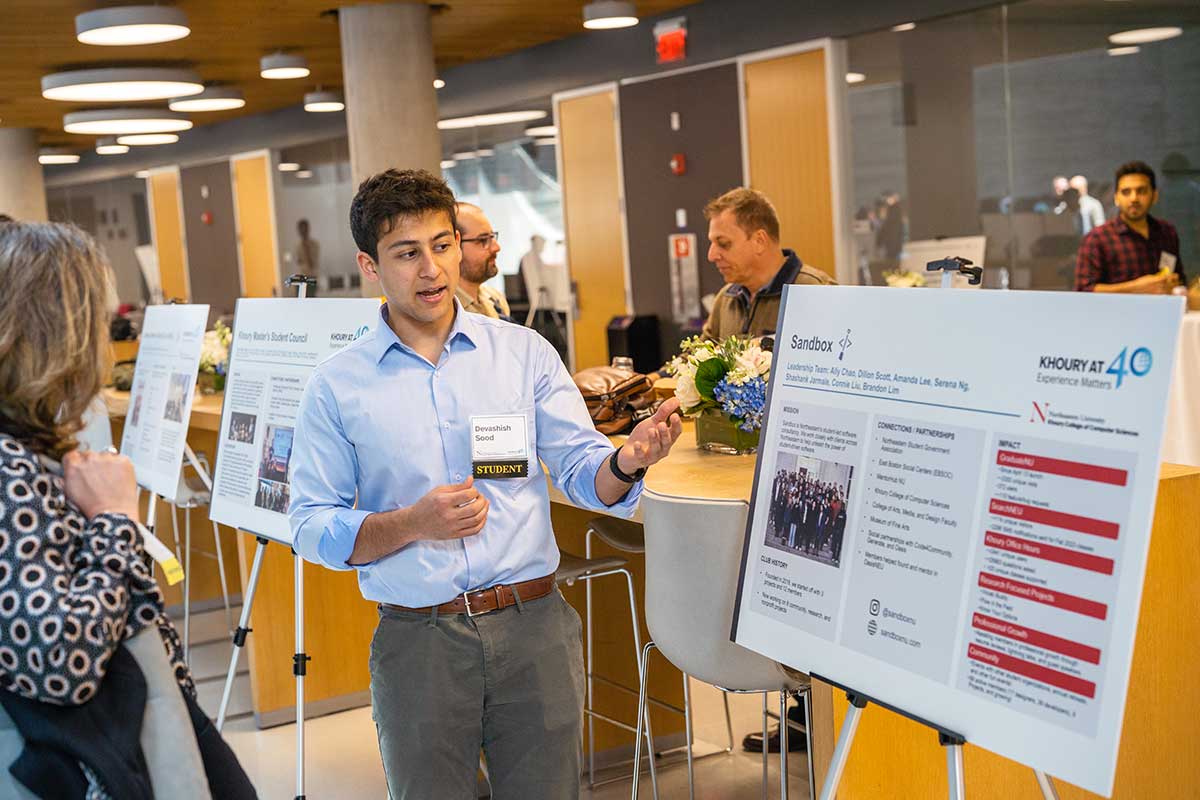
[609,446,646,484]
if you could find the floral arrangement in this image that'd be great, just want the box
[883,268,926,288]
[198,320,232,393]
[669,336,772,432]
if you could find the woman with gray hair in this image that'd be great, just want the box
[0,222,255,799]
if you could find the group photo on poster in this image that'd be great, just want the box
[228,411,257,444]
[764,451,854,567]
[254,424,295,513]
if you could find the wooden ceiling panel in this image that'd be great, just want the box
[0,0,694,148]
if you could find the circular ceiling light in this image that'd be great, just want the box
[1108,45,1141,56]
[891,22,916,32]
[438,110,547,130]
[440,159,457,169]
[525,125,557,137]
[1108,27,1183,45]
[295,169,313,179]
[76,5,190,46]
[96,137,130,155]
[42,67,203,102]
[117,132,179,145]
[64,108,192,135]
[277,162,301,172]
[845,72,867,84]
[434,78,446,89]
[38,148,81,165]
[304,90,344,112]
[583,0,638,30]
[169,86,245,112]
[260,53,310,80]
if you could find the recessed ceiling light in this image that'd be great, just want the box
[534,137,557,147]
[170,86,245,112]
[525,125,557,137]
[76,5,190,46]
[278,162,301,172]
[42,67,203,103]
[438,110,547,130]
[1108,27,1183,46]
[440,159,457,169]
[96,137,130,155]
[434,78,446,89]
[135,169,150,178]
[64,109,192,135]
[38,148,80,165]
[295,169,313,179]
[891,22,916,32]
[1107,45,1141,56]
[304,90,344,113]
[845,72,867,84]
[117,132,180,146]
[583,0,638,30]
[260,53,310,80]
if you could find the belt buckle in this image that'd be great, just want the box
[462,589,480,617]
[462,586,503,617]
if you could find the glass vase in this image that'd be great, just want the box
[197,371,225,395]
[695,408,760,455]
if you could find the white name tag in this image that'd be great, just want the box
[1159,252,1178,272]
[471,414,529,479]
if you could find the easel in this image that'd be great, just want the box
[214,274,314,800]
[817,256,1060,800]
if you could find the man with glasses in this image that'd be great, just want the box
[454,202,511,320]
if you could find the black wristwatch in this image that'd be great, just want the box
[609,446,647,484]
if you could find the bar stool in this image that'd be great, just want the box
[168,452,233,662]
[555,548,659,798]
[586,518,735,766]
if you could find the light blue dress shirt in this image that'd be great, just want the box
[289,302,641,606]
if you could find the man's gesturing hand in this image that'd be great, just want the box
[618,397,684,474]
[408,476,490,541]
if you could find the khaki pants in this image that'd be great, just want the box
[369,587,585,799]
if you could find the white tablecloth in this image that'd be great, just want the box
[1163,312,1200,467]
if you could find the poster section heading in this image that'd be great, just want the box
[119,304,210,502]
[732,287,1182,797]
[208,298,381,545]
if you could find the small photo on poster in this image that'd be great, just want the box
[254,478,290,514]
[258,424,294,484]
[129,390,144,428]
[227,411,257,444]
[764,451,854,568]
[163,372,193,423]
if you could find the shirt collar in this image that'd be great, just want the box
[372,299,478,365]
[1114,214,1160,237]
[723,249,803,300]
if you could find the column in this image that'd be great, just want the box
[339,2,442,187]
[0,129,48,222]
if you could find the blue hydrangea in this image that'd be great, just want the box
[713,375,767,432]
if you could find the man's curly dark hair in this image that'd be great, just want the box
[350,169,458,262]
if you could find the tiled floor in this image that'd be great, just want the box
[185,608,812,799]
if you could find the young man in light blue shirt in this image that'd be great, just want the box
[288,169,682,798]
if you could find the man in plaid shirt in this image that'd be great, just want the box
[1074,160,1187,293]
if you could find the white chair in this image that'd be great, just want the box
[632,489,814,800]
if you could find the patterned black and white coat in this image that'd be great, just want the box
[0,432,193,707]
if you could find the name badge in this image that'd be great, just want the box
[471,414,529,479]
[1159,252,1178,272]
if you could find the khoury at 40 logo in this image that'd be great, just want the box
[330,325,371,347]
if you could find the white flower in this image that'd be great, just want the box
[692,346,715,364]
[735,348,772,378]
[674,372,702,411]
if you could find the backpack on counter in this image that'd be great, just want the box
[572,367,659,436]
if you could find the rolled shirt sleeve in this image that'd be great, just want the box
[288,371,372,569]
[530,336,642,517]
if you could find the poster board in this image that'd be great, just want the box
[731,286,1184,796]
[208,298,381,544]
[119,304,209,502]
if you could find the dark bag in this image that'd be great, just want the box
[573,367,659,435]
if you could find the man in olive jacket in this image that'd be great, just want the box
[700,187,836,341]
